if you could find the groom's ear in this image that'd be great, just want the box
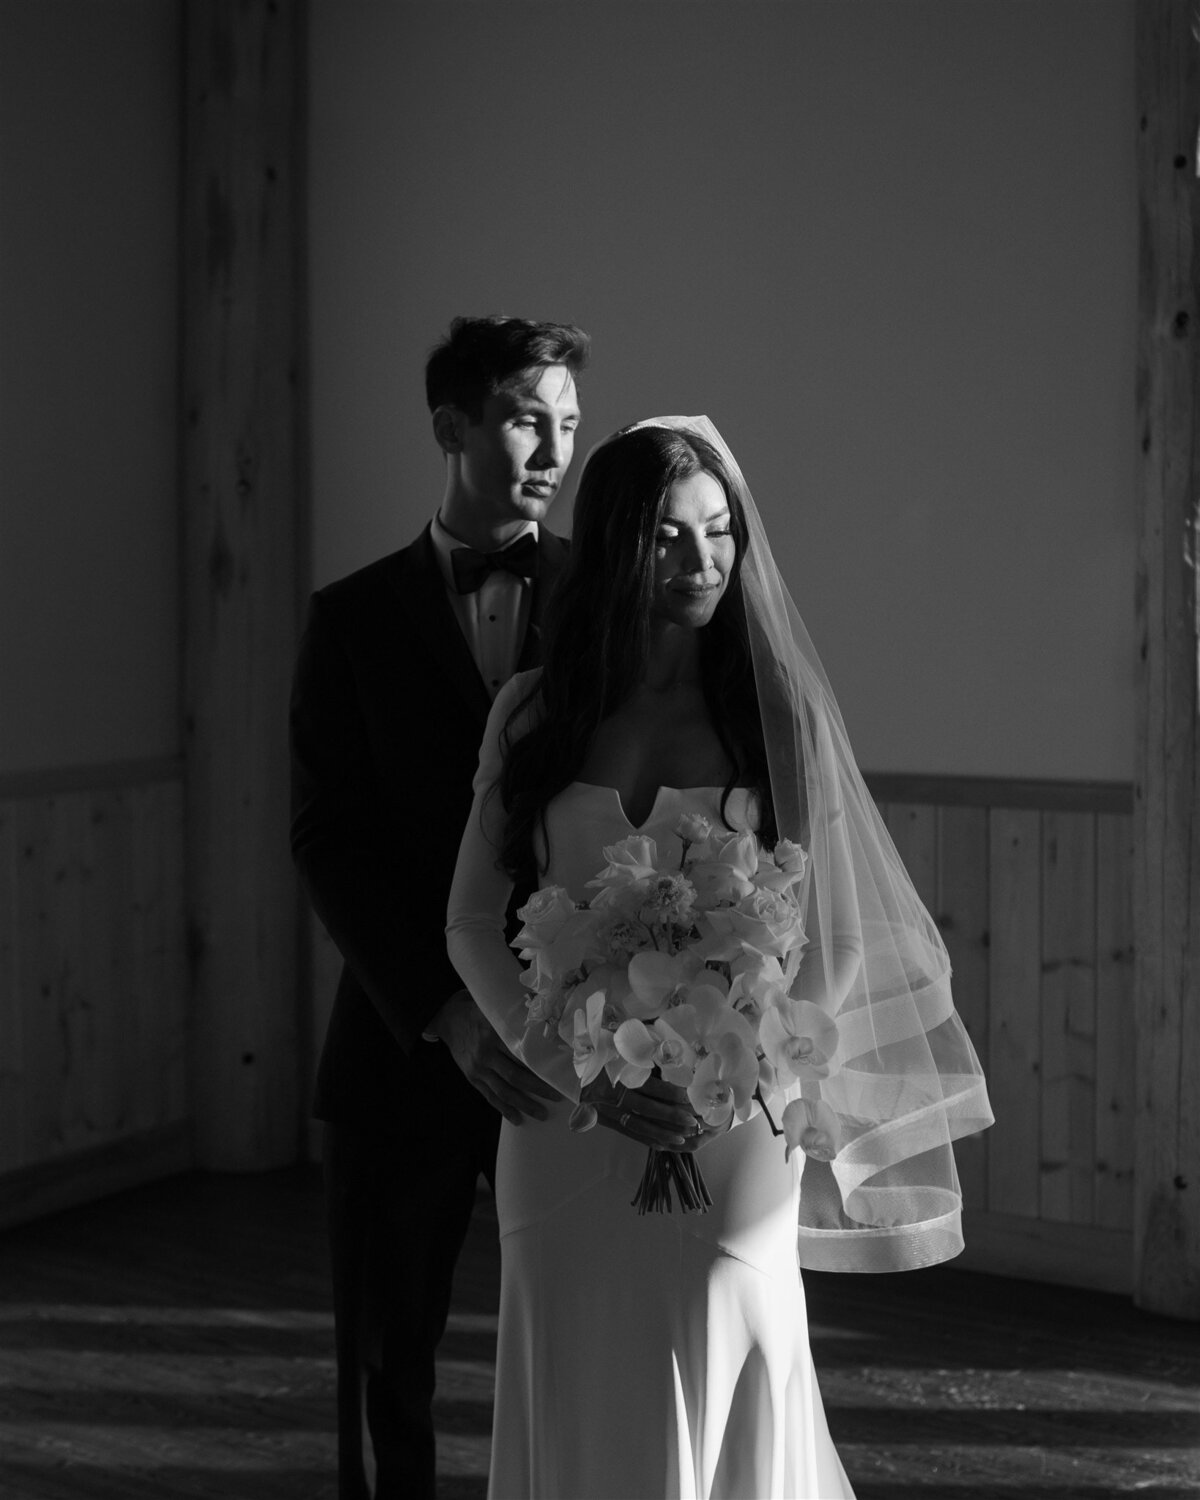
[432,404,466,455]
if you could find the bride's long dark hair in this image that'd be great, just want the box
[496,424,775,882]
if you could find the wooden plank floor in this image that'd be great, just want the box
[0,1168,1196,1499]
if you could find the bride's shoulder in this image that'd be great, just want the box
[487,668,545,739]
[506,666,543,698]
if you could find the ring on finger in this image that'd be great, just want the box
[619,1111,632,1129]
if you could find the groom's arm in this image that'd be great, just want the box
[289,590,459,1053]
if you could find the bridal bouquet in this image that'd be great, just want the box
[512,815,842,1213]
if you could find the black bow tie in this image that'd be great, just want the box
[450,532,539,595]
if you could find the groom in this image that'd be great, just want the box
[290,315,589,1499]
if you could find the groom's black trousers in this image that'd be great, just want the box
[324,1112,500,1500]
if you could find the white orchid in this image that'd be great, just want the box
[759,998,840,1084]
[686,1028,759,1127]
[781,1098,841,1162]
[647,1014,702,1088]
[726,952,788,1022]
[610,1017,658,1090]
[660,983,759,1123]
[626,949,706,1013]
[512,825,829,1214]
[562,990,618,1087]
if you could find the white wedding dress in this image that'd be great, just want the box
[448,716,856,1499]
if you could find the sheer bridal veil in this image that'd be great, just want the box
[612,416,994,1272]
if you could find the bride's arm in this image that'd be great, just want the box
[446,673,581,1103]
[449,678,726,1142]
[789,709,864,1014]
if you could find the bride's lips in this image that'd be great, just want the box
[521,479,555,495]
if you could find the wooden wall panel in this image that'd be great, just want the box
[0,760,1137,1286]
[83,789,130,1140]
[987,808,1043,1219]
[1040,812,1097,1224]
[130,781,189,1133]
[884,803,938,908]
[866,782,1136,1292]
[938,804,990,1214]
[0,802,21,1174]
[17,795,62,1161]
[0,771,190,1219]
[157,782,189,1127]
[868,784,1135,1292]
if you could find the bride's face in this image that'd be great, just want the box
[650,470,735,630]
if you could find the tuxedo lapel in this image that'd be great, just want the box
[517,529,569,673]
[391,527,492,724]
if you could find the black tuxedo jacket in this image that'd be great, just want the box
[289,523,568,1136]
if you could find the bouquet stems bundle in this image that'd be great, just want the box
[633,1149,714,1215]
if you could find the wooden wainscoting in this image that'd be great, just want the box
[0,759,192,1228]
[304,775,1136,1295]
[868,774,1135,1294]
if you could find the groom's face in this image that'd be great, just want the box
[457,364,581,527]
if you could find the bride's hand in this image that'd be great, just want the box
[644,1076,734,1153]
[581,1073,729,1152]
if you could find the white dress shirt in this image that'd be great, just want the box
[430,513,537,701]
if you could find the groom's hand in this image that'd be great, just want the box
[429,991,558,1125]
[582,1073,706,1151]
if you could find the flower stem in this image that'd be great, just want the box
[754,1086,782,1137]
[630,1148,712,1215]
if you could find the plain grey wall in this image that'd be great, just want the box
[308,0,1136,781]
[0,2,1135,783]
[0,0,180,775]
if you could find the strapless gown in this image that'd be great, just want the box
[449,780,855,1500]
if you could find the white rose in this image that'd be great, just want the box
[674,812,713,845]
[515,885,577,940]
[773,839,809,877]
[703,886,805,959]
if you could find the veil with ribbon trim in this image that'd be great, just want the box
[601,416,994,1272]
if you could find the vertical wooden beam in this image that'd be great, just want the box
[1134,0,1200,1317]
[182,0,306,1168]
[1096,813,1135,1231]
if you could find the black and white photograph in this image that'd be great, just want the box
[0,2,1196,1497]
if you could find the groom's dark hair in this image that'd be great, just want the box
[425,315,590,421]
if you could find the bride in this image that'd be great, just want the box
[447,417,992,1500]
